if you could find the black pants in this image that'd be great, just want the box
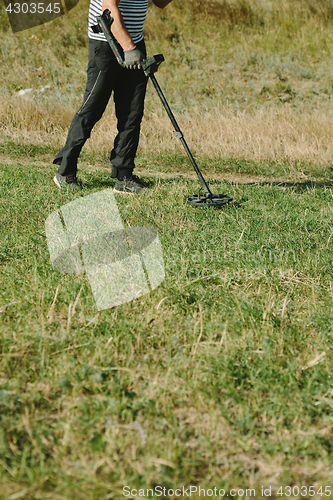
[53,39,148,180]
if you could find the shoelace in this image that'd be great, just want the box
[123,175,142,185]
[66,173,78,183]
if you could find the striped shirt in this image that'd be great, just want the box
[88,0,149,44]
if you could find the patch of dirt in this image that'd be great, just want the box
[1,156,331,188]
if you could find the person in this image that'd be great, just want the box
[53,0,172,193]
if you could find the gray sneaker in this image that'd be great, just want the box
[53,172,82,190]
[113,176,149,194]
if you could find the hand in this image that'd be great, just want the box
[124,47,145,69]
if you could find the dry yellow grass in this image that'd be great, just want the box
[2,95,333,166]
[140,106,333,165]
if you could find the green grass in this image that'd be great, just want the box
[1,155,333,498]
[3,0,333,113]
[2,0,333,496]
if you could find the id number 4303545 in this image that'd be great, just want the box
[5,3,61,13]
[277,486,331,497]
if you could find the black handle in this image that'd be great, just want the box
[92,9,126,67]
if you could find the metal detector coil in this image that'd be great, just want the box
[92,10,233,208]
[187,193,233,207]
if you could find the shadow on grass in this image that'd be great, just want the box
[247,180,333,192]
[81,176,156,190]
[82,177,114,189]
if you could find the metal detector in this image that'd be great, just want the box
[92,10,233,207]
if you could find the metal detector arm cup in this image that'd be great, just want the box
[91,9,126,67]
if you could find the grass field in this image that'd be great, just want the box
[1,0,333,498]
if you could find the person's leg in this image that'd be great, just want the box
[110,40,148,181]
[54,40,118,177]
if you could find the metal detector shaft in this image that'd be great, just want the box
[149,74,212,196]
